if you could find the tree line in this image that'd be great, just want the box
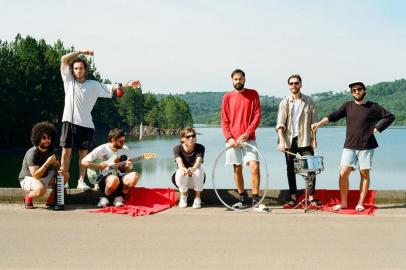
[0,35,193,148]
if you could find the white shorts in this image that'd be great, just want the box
[19,170,55,192]
[225,141,259,165]
[340,148,374,170]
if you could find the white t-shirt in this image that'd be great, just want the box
[291,99,301,138]
[61,64,113,129]
[83,143,130,164]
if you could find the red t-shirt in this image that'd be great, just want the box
[221,89,261,141]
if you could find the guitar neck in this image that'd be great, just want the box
[110,155,144,169]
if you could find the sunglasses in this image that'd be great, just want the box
[185,134,196,139]
[288,81,300,86]
[41,135,51,141]
[116,139,125,144]
[351,87,364,93]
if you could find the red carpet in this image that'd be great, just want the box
[89,187,177,217]
[295,189,377,215]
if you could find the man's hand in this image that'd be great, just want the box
[46,154,57,167]
[311,122,320,132]
[278,141,286,152]
[79,49,94,56]
[236,133,249,145]
[125,160,133,170]
[98,162,109,171]
[125,80,142,88]
[227,138,237,148]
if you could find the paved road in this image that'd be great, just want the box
[0,203,405,270]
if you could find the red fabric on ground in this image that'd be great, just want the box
[294,189,377,215]
[89,187,177,217]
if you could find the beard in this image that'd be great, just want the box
[353,92,366,102]
[113,143,123,149]
[233,83,244,91]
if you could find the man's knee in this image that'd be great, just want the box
[105,176,119,194]
[339,166,352,178]
[360,169,370,178]
[123,172,139,187]
[249,161,259,174]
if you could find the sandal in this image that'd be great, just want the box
[332,204,347,211]
[283,199,297,209]
[309,199,322,206]
[355,204,365,212]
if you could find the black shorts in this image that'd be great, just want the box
[60,122,95,150]
[98,174,124,198]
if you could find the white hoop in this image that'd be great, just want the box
[211,142,271,212]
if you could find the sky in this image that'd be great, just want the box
[1,0,405,97]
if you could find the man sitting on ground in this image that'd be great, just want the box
[81,128,140,207]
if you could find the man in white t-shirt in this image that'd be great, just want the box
[59,50,141,191]
[81,128,140,207]
[276,74,319,208]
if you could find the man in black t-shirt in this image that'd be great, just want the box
[19,122,68,209]
[312,82,394,212]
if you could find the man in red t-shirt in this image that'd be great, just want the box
[221,69,262,208]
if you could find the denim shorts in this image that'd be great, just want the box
[225,140,259,165]
[340,148,374,170]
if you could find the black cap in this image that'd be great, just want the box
[348,81,366,90]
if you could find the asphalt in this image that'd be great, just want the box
[0,202,406,269]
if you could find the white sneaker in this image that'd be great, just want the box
[77,180,90,191]
[192,198,202,209]
[113,196,125,207]
[97,197,109,208]
[178,196,187,208]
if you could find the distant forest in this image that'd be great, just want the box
[0,35,193,148]
[169,79,406,127]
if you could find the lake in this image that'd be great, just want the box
[2,127,405,190]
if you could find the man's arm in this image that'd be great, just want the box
[61,50,94,66]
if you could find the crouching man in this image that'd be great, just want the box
[19,122,68,209]
[81,128,140,207]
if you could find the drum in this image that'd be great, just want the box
[294,155,324,173]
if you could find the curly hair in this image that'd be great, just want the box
[31,121,57,146]
[69,57,88,72]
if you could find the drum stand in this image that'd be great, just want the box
[294,174,321,213]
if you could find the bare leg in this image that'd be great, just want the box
[104,175,120,196]
[122,172,140,196]
[338,166,352,208]
[78,150,88,181]
[61,148,72,183]
[358,169,370,205]
[249,161,260,195]
[233,164,244,193]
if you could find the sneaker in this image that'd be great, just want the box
[283,199,297,209]
[24,195,35,209]
[178,195,187,208]
[77,180,90,191]
[97,197,109,208]
[192,198,202,209]
[113,196,125,207]
[355,204,365,212]
[252,197,260,207]
[46,191,55,207]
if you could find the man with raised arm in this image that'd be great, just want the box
[59,50,141,190]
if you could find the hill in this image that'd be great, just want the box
[167,79,406,126]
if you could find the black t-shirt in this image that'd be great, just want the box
[173,143,205,168]
[18,146,54,181]
[328,101,395,150]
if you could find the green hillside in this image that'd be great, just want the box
[170,79,406,126]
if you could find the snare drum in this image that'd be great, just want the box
[294,155,324,173]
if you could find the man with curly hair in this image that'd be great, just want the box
[19,122,68,209]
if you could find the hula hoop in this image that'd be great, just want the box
[211,142,271,212]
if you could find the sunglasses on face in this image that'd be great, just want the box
[41,135,51,141]
[185,134,196,139]
[116,139,125,144]
[289,81,300,86]
[351,87,364,93]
